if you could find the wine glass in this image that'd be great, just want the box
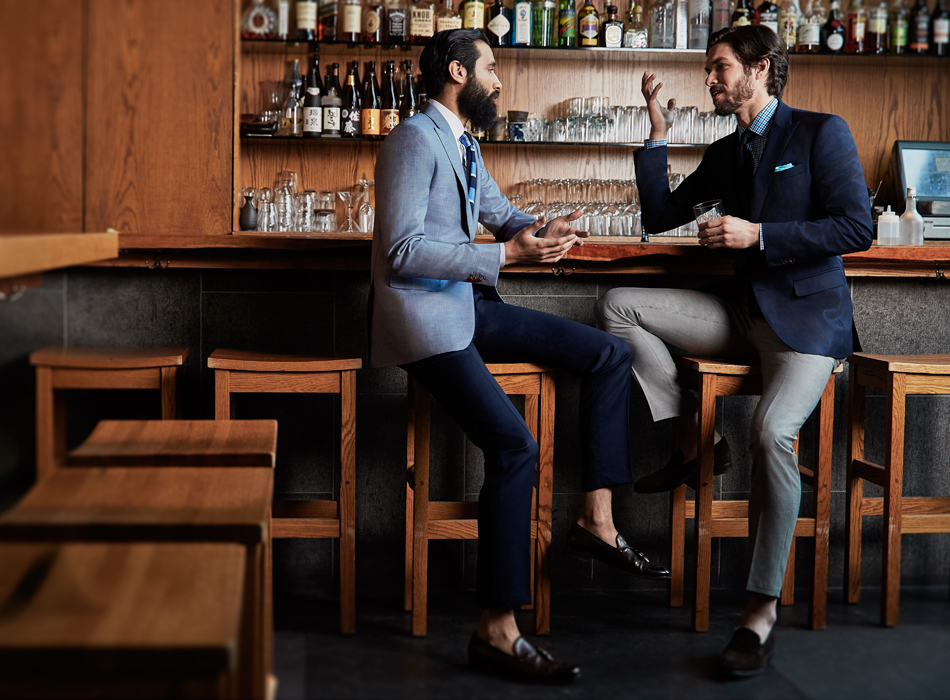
[275,170,298,194]
[337,190,361,233]
[357,179,375,233]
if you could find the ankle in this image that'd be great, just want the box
[477,609,520,655]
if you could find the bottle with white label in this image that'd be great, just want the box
[899,186,924,245]
[322,64,343,138]
[303,87,323,138]
[688,0,710,48]
[488,0,513,45]
[674,0,689,47]
[278,0,291,39]
[513,0,532,43]
[711,0,731,31]
[876,205,899,244]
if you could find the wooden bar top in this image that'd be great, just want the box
[68,419,278,467]
[0,233,118,280]
[0,467,273,544]
[0,542,244,677]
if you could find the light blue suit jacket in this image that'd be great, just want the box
[368,103,534,368]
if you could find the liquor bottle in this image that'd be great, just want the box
[306,52,322,95]
[277,0,292,39]
[284,58,304,111]
[757,0,780,32]
[909,0,929,52]
[242,0,278,39]
[400,60,418,120]
[322,64,343,137]
[888,0,908,52]
[532,0,558,44]
[898,187,924,245]
[689,0,710,48]
[651,0,675,45]
[821,0,846,51]
[797,0,824,50]
[303,86,323,137]
[361,61,382,138]
[297,0,318,39]
[385,0,409,41]
[340,0,363,40]
[866,0,888,52]
[409,0,436,43]
[488,0,514,44]
[601,4,624,45]
[778,0,800,48]
[844,0,867,52]
[437,0,463,30]
[415,73,428,110]
[350,59,362,87]
[930,0,949,55]
[319,0,339,40]
[381,61,400,135]
[558,0,578,46]
[623,3,649,45]
[711,0,731,31]
[578,0,600,45]
[363,0,385,40]
[463,0,487,29]
[732,0,755,26]
[342,68,362,136]
[278,79,303,136]
[513,0,533,43]
[674,0,689,47]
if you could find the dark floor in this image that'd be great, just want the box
[272,586,950,700]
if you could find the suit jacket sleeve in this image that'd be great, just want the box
[473,142,536,241]
[633,144,711,235]
[376,123,505,285]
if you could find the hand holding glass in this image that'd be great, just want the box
[693,199,723,225]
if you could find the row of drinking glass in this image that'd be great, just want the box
[241,178,375,233]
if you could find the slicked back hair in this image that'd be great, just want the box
[419,29,489,100]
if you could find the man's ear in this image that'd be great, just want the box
[448,59,467,86]
[755,58,770,81]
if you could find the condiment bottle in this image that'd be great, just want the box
[898,186,924,245]
[876,205,900,245]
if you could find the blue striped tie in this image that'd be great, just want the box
[459,132,477,212]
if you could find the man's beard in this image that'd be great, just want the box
[458,76,500,132]
[711,68,756,116]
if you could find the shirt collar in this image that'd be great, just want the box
[428,99,467,144]
[737,97,778,139]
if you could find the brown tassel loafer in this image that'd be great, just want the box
[634,437,734,494]
[717,627,775,679]
[565,523,670,580]
[468,634,580,684]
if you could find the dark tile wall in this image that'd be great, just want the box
[1,269,948,602]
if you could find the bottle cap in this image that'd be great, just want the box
[907,186,916,197]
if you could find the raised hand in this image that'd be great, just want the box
[641,71,676,141]
[537,209,588,241]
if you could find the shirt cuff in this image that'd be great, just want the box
[499,242,506,268]
[759,224,764,251]
[644,139,668,149]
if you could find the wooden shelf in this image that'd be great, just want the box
[241,135,708,148]
[0,232,119,280]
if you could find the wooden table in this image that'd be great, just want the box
[0,542,245,699]
[0,232,118,298]
[68,419,278,467]
[0,467,273,700]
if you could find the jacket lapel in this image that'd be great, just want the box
[749,100,798,223]
[422,105,475,237]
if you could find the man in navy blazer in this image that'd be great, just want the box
[596,26,872,677]
[370,29,669,683]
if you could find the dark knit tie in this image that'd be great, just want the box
[736,129,755,219]
[459,132,477,212]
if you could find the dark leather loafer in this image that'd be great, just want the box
[717,627,775,679]
[634,438,734,494]
[565,523,670,580]
[468,634,580,684]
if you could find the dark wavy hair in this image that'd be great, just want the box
[707,25,789,99]
[419,29,489,100]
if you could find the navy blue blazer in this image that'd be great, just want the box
[634,100,873,359]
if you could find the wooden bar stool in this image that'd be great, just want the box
[0,466,274,700]
[845,353,950,627]
[405,363,555,637]
[670,357,841,632]
[30,346,189,478]
[0,542,245,700]
[208,349,361,635]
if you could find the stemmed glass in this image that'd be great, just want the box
[337,190,361,233]
[357,179,375,233]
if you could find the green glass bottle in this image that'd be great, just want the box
[558,0,577,46]
[532,0,558,45]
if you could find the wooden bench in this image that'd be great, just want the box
[30,346,189,478]
[68,419,278,467]
[0,467,273,700]
[0,542,244,700]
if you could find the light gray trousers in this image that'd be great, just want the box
[596,287,839,597]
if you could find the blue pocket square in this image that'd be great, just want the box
[774,163,795,172]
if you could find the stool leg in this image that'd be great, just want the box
[693,374,716,632]
[339,370,357,635]
[214,370,231,420]
[160,365,179,419]
[882,372,906,627]
[810,372,835,630]
[411,386,431,637]
[669,485,686,608]
[780,538,796,605]
[533,372,555,636]
[35,366,64,479]
[405,378,416,613]
[845,362,866,604]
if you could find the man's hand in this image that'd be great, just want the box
[697,215,759,249]
[641,71,676,141]
[537,209,589,241]
[504,215,580,265]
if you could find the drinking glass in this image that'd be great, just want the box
[296,191,316,232]
[258,202,277,232]
[312,191,336,232]
[337,190,361,233]
[259,80,283,121]
[274,185,296,232]
[693,199,723,224]
[275,170,298,194]
[357,179,375,233]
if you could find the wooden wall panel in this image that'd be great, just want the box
[85,0,234,236]
[0,0,84,233]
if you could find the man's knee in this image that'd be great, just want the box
[595,288,632,329]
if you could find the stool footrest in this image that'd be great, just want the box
[860,496,950,532]
[427,520,540,540]
[228,372,341,393]
[429,501,478,519]
[852,458,887,487]
[272,518,340,538]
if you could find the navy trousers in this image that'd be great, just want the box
[402,290,633,608]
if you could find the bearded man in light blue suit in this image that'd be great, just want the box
[369,29,669,684]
